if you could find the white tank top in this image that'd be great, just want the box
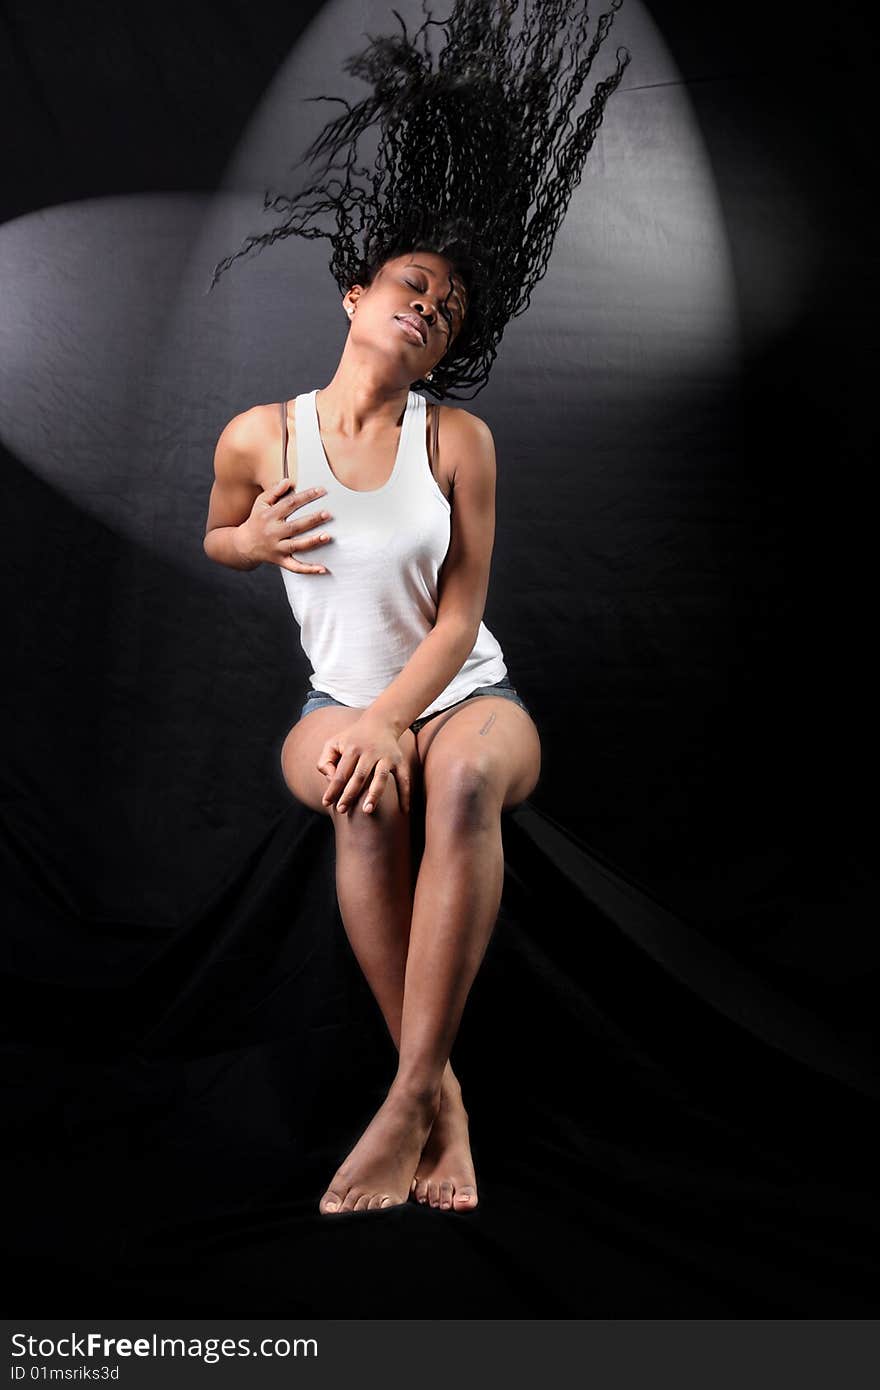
[279,388,508,717]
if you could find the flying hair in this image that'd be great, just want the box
[208,0,632,399]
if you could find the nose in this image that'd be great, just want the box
[410,295,435,326]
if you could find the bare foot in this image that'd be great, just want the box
[411,1072,478,1211]
[319,1082,441,1214]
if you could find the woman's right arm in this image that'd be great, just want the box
[203,409,331,573]
[203,411,267,571]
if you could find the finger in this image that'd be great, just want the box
[265,476,296,500]
[316,740,343,777]
[280,558,328,574]
[322,751,361,807]
[315,745,342,776]
[335,762,373,814]
[272,485,327,514]
[284,529,332,553]
[287,508,333,536]
[322,777,342,808]
[361,763,391,814]
[278,527,332,575]
[393,767,412,815]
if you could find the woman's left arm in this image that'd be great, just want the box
[317,410,498,812]
[372,408,498,733]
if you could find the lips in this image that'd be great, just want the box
[395,313,427,345]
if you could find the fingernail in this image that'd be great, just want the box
[337,803,346,812]
[363,802,373,812]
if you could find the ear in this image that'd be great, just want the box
[343,285,364,316]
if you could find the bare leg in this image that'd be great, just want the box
[394,766,506,1097]
[281,707,477,1210]
[313,697,541,1214]
[331,777,478,1210]
[324,765,481,1209]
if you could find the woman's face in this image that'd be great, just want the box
[343,251,468,380]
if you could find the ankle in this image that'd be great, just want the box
[441,1067,462,1100]
[390,1071,443,1112]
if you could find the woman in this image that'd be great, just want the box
[204,0,630,1215]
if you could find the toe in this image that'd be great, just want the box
[428,1182,440,1209]
[439,1181,454,1210]
[340,1189,361,1212]
[413,1179,429,1205]
[367,1193,385,1211]
[453,1185,477,1211]
[319,1185,346,1214]
[353,1193,371,1212]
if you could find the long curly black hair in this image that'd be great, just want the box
[208,0,631,399]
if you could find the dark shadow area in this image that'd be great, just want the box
[3,800,879,1314]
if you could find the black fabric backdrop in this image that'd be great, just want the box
[2,1,878,1314]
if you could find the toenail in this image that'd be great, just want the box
[326,1200,339,1210]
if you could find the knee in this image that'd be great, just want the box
[424,756,503,838]
[330,756,417,839]
[332,768,411,843]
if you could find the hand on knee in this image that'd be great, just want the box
[331,772,410,831]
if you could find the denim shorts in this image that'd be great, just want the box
[299,673,531,735]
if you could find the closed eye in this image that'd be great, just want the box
[403,275,462,336]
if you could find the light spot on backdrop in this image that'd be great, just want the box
[0,1,742,569]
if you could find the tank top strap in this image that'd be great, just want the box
[428,399,439,478]
[399,390,424,484]
[280,400,289,479]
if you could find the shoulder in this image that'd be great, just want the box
[436,404,493,447]
[431,403,496,491]
[213,401,288,487]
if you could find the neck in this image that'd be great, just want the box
[317,340,412,437]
